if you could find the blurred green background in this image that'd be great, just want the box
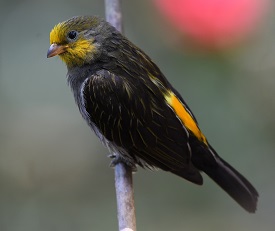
[1,0,275,230]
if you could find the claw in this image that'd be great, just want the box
[109,154,124,168]
[108,153,137,172]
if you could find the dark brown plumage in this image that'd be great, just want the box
[47,16,258,212]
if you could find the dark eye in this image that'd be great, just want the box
[67,30,78,41]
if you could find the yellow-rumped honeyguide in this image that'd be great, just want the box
[47,16,258,213]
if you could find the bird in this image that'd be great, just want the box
[47,16,258,213]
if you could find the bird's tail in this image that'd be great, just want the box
[192,145,259,213]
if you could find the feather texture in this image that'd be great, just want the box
[48,16,259,213]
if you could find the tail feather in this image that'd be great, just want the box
[192,145,259,213]
[205,156,258,213]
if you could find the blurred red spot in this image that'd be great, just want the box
[154,0,269,49]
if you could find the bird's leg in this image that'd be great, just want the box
[108,153,137,172]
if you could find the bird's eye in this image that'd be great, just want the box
[67,30,78,41]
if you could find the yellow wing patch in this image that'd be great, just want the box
[165,90,207,144]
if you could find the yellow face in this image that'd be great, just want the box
[47,17,99,67]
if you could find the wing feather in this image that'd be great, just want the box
[81,70,202,184]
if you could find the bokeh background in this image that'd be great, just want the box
[1,0,275,230]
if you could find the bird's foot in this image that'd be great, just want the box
[108,153,137,172]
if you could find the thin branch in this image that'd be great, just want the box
[114,163,136,231]
[105,0,123,32]
[104,1,137,231]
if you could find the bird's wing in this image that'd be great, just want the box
[82,69,202,184]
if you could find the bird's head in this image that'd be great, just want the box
[47,16,106,68]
